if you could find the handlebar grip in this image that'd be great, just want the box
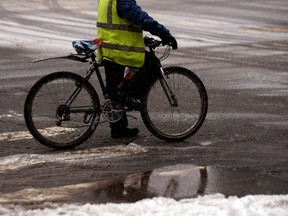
[144,36,162,49]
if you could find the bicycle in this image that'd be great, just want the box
[24,37,208,149]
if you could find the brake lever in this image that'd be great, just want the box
[150,40,162,49]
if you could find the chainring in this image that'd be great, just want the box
[102,100,124,123]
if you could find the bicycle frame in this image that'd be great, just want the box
[66,50,177,111]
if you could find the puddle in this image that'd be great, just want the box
[1,164,287,205]
[74,165,288,204]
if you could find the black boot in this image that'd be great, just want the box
[110,112,139,138]
[111,127,139,138]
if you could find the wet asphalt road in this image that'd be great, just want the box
[0,0,288,207]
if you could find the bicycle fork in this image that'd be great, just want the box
[159,67,178,107]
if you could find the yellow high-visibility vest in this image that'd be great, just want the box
[97,0,145,67]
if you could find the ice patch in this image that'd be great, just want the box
[200,141,213,146]
[0,146,148,172]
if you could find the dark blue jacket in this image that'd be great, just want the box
[117,0,171,40]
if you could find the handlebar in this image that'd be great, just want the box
[144,36,171,61]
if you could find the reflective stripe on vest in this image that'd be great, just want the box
[97,0,145,67]
[97,22,142,33]
[101,42,145,53]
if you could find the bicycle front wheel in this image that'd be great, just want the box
[24,71,100,149]
[141,66,208,141]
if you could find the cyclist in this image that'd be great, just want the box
[97,0,178,138]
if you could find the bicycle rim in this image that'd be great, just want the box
[141,66,208,141]
[24,72,100,149]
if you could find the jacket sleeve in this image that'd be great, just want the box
[117,0,171,39]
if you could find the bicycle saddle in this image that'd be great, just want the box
[72,40,98,55]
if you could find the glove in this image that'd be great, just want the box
[161,34,178,50]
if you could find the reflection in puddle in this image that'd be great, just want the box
[87,165,288,204]
[147,165,207,199]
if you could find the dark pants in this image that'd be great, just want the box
[102,60,128,132]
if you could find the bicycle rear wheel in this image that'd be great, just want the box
[24,71,100,149]
[141,66,208,141]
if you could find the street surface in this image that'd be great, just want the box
[0,0,288,207]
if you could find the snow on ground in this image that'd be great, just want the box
[0,194,287,216]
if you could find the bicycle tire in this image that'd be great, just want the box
[141,66,208,142]
[24,71,100,149]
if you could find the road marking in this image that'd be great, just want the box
[0,111,22,118]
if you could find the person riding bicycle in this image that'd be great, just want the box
[97,0,178,138]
